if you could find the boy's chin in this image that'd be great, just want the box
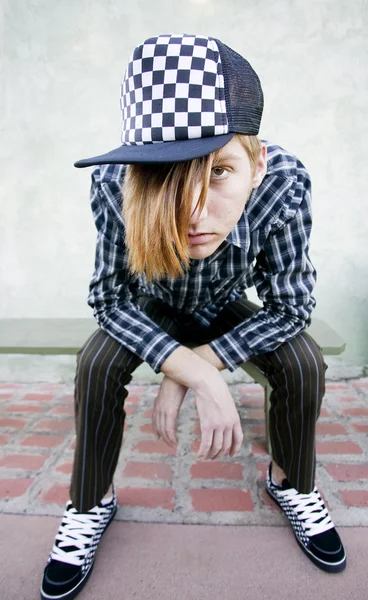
[189,238,223,260]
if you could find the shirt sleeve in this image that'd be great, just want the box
[87,173,181,374]
[208,170,316,372]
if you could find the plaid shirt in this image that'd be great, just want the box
[87,140,316,373]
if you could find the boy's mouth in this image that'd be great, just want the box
[188,233,214,244]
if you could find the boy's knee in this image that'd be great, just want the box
[279,335,326,402]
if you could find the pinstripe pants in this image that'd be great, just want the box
[70,294,327,512]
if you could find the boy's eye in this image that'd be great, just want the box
[211,166,228,178]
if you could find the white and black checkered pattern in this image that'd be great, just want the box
[265,462,346,573]
[78,499,115,576]
[74,32,264,166]
[266,463,336,545]
[120,33,228,145]
[41,489,117,599]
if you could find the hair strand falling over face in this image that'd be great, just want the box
[121,134,262,282]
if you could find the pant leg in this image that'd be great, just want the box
[69,296,183,512]
[252,330,327,494]
[201,295,327,494]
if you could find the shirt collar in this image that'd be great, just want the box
[225,205,251,252]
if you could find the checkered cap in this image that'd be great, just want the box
[75,33,263,167]
[120,34,228,144]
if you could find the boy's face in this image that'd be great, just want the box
[188,136,267,260]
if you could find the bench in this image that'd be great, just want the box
[0,317,345,453]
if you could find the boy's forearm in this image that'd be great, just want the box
[160,345,223,389]
[191,344,226,371]
[160,344,226,389]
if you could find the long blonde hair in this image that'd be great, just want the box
[121,133,262,282]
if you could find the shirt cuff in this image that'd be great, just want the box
[139,329,182,374]
[208,337,249,373]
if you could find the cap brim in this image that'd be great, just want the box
[74,133,235,167]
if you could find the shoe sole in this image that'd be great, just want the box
[266,486,346,574]
[40,503,118,600]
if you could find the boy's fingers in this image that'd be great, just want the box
[230,421,244,455]
[223,427,234,456]
[164,414,177,445]
[207,429,224,459]
[211,427,232,459]
[152,411,159,437]
[158,411,168,444]
[197,429,213,459]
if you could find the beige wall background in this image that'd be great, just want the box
[1,0,367,375]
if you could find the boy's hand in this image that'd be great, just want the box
[159,345,243,459]
[152,375,188,447]
[194,372,243,460]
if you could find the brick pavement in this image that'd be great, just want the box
[0,379,368,526]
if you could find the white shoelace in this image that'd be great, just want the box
[278,487,335,537]
[50,505,107,566]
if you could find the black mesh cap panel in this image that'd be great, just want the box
[214,39,264,135]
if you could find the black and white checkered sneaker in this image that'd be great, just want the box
[266,463,346,573]
[40,488,117,600]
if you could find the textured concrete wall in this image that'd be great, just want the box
[1,0,367,370]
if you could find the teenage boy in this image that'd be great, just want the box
[40,33,346,600]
